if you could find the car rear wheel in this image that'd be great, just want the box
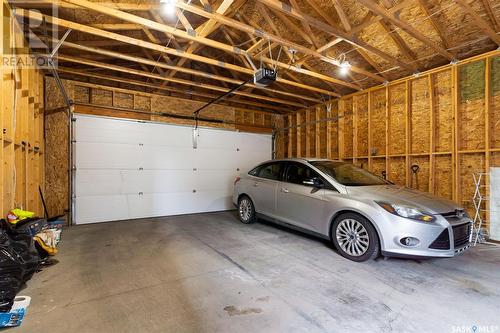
[331,213,379,262]
[238,196,256,224]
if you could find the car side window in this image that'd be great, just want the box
[257,163,283,181]
[284,163,320,185]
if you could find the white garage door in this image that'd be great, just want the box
[73,114,272,224]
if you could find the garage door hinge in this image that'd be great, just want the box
[139,167,143,171]
[138,192,143,195]
[139,143,144,146]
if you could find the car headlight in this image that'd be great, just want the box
[376,202,435,222]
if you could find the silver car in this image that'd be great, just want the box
[233,158,472,262]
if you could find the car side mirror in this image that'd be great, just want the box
[303,177,323,188]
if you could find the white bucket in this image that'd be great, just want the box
[11,296,31,310]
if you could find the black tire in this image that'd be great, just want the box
[331,213,379,262]
[237,195,256,224]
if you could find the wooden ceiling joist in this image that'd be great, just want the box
[58,41,319,103]
[57,54,308,107]
[56,67,290,113]
[16,8,338,98]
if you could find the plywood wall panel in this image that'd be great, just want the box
[370,88,386,156]
[114,92,134,109]
[433,70,453,152]
[354,94,369,157]
[388,157,406,185]
[490,56,500,149]
[343,97,353,158]
[319,108,327,158]
[459,61,486,151]
[388,83,406,155]
[434,155,453,199]
[410,78,430,154]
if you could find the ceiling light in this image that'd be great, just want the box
[160,0,176,16]
[339,60,351,75]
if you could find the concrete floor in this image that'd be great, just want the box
[16,211,500,333]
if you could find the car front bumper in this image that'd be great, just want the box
[378,212,473,258]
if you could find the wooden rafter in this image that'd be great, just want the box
[57,67,289,113]
[349,0,413,35]
[416,0,451,50]
[167,0,239,78]
[454,0,500,45]
[16,8,338,97]
[255,0,414,71]
[175,1,385,84]
[356,0,454,60]
[59,40,320,103]
[379,20,418,69]
[287,0,320,48]
[480,0,499,33]
[57,54,307,107]
[54,0,358,90]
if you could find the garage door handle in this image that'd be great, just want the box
[281,188,289,193]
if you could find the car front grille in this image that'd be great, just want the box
[453,223,471,248]
[429,229,450,250]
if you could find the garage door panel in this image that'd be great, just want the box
[194,149,239,169]
[75,195,129,224]
[75,170,123,196]
[141,123,193,147]
[141,146,197,169]
[74,114,271,224]
[75,116,145,144]
[121,170,197,193]
[127,190,232,219]
[197,128,238,149]
[76,142,143,169]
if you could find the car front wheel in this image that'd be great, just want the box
[238,196,256,224]
[331,213,379,262]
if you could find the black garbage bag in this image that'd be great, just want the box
[0,223,41,313]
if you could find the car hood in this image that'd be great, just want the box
[346,185,461,214]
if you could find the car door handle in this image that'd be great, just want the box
[253,182,259,187]
[281,187,289,193]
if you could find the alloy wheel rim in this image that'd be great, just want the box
[336,219,369,256]
[239,199,251,221]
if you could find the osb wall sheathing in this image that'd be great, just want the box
[44,112,68,217]
[388,83,406,155]
[490,57,500,149]
[354,94,368,158]
[279,51,500,232]
[410,78,430,154]
[459,60,486,151]
[433,70,453,152]
[1,1,45,217]
[370,89,386,157]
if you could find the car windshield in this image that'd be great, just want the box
[310,161,390,186]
